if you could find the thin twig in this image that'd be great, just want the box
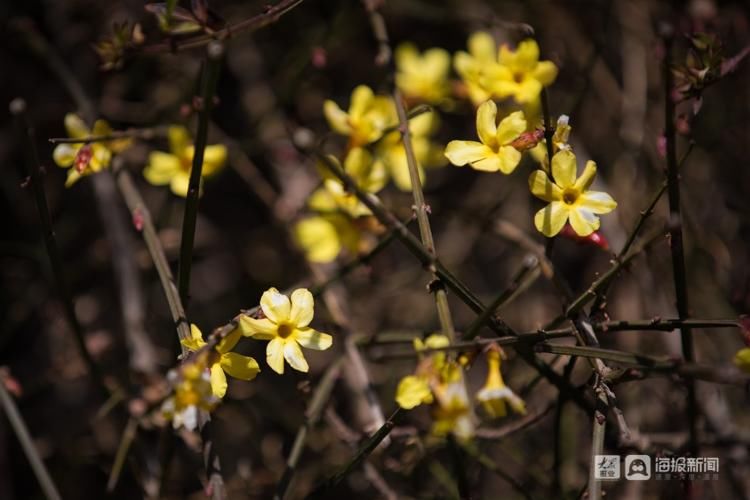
[107,417,139,492]
[48,126,167,144]
[177,42,224,307]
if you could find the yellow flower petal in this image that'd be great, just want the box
[293,217,341,263]
[573,160,597,191]
[395,42,419,69]
[210,364,228,398]
[220,352,260,381]
[514,39,540,69]
[240,316,278,339]
[533,61,558,86]
[168,126,191,155]
[92,119,112,137]
[396,375,433,409]
[495,111,527,145]
[289,288,314,327]
[53,143,79,167]
[534,201,568,237]
[551,150,577,188]
[200,144,227,176]
[143,152,181,185]
[385,153,424,191]
[181,324,207,351]
[349,85,374,120]
[468,32,496,63]
[569,208,600,236]
[444,141,494,167]
[65,169,83,187]
[578,191,617,214]
[266,337,286,374]
[295,328,332,350]
[283,341,309,372]
[323,100,351,135]
[169,171,191,198]
[216,327,242,354]
[734,348,750,373]
[529,170,562,202]
[260,287,291,324]
[476,100,498,147]
[495,146,522,174]
[423,48,450,77]
[64,113,89,139]
[515,78,543,104]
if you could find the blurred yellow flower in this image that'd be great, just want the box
[240,288,332,374]
[432,362,475,440]
[317,147,387,216]
[488,39,558,104]
[454,32,501,105]
[529,150,617,237]
[161,362,219,431]
[143,125,226,197]
[396,375,434,409]
[734,347,750,373]
[375,111,445,191]
[180,324,260,398]
[395,43,451,105]
[323,85,396,147]
[476,348,526,418]
[52,113,131,187]
[395,334,450,410]
[444,101,526,174]
[292,214,361,263]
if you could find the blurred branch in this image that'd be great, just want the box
[177,41,223,307]
[48,126,167,144]
[140,0,306,54]
[0,376,62,500]
[107,417,138,492]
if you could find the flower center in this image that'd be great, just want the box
[513,71,525,84]
[562,188,580,205]
[277,323,294,339]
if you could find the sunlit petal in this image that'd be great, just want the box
[476,100,498,147]
[529,170,563,201]
[551,150,577,188]
[240,316,278,339]
[210,364,228,398]
[295,328,332,350]
[534,201,568,237]
[569,208,600,236]
[495,146,522,174]
[260,287,291,323]
[266,337,285,374]
[289,289,315,327]
[495,111,527,145]
[578,191,617,214]
[323,100,351,135]
[220,353,260,381]
[283,341,309,373]
[444,141,494,167]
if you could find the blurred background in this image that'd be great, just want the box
[2,0,750,498]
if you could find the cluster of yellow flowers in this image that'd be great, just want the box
[163,287,332,430]
[52,115,227,199]
[395,337,525,440]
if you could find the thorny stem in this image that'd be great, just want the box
[177,42,223,307]
[10,99,106,390]
[662,28,698,457]
[0,377,62,500]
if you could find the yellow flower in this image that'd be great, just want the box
[734,348,750,373]
[488,39,558,104]
[529,114,572,168]
[395,43,451,105]
[432,362,475,440]
[375,111,445,191]
[395,334,451,410]
[476,348,526,418]
[143,125,226,197]
[161,362,219,431]
[317,147,387,216]
[454,31,502,105]
[292,214,361,263]
[240,288,333,374]
[180,325,260,398]
[323,85,396,147]
[529,150,617,237]
[52,113,131,187]
[444,101,526,174]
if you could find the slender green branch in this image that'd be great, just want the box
[588,384,607,500]
[275,359,345,500]
[662,26,697,456]
[107,417,139,492]
[0,378,62,500]
[10,98,105,387]
[177,42,224,307]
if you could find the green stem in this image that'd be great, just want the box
[177,42,223,307]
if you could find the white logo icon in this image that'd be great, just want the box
[593,455,621,480]
[625,455,651,480]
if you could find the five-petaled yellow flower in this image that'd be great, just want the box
[529,150,617,237]
[375,111,445,191]
[323,85,396,147]
[143,125,227,197]
[240,288,333,374]
[180,324,260,398]
[476,348,526,418]
[488,39,558,104]
[395,43,451,105]
[444,100,526,174]
[53,113,131,187]
[161,362,219,431]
